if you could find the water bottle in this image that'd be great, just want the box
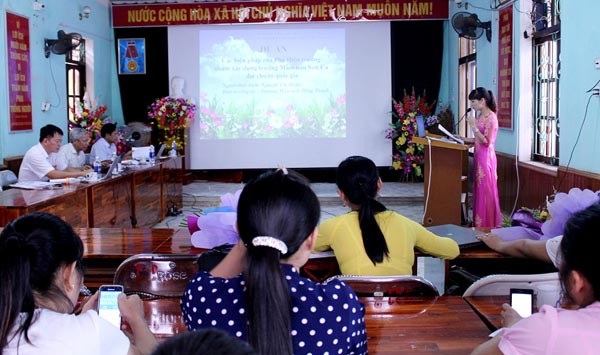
[93,156,101,179]
[149,146,155,165]
[169,141,177,157]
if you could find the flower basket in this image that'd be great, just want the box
[385,89,436,179]
[68,94,111,147]
[148,97,196,152]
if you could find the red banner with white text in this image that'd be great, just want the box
[6,12,32,131]
[497,5,513,129]
[112,0,448,27]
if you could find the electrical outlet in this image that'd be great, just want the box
[595,57,600,70]
[41,101,50,112]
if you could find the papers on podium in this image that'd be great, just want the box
[437,124,465,145]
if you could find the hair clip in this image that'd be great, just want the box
[276,165,288,175]
[251,236,288,254]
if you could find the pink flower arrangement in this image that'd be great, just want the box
[69,98,110,146]
[148,96,196,151]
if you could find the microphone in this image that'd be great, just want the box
[454,108,472,131]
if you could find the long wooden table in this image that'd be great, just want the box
[142,296,490,354]
[78,227,512,290]
[464,295,508,331]
[0,156,183,228]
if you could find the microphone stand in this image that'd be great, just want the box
[454,108,472,133]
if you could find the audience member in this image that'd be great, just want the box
[53,127,92,172]
[0,212,157,355]
[478,234,562,268]
[472,203,600,354]
[90,123,118,163]
[181,169,367,355]
[18,124,88,182]
[151,329,256,355]
[477,188,600,268]
[314,156,459,275]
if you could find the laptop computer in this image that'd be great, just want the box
[156,143,167,159]
[97,154,123,181]
[416,115,426,138]
[427,224,484,249]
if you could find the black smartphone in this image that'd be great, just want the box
[98,285,124,327]
[510,288,534,317]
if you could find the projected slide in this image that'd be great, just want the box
[197,28,346,139]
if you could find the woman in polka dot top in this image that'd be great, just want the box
[182,169,367,355]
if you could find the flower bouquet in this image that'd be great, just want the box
[385,89,436,178]
[148,97,196,151]
[69,94,111,146]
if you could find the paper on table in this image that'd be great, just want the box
[10,181,62,190]
[437,124,465,145]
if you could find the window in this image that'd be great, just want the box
[458,37,476,136]
[532,0,560,165]
[66,39,86,125]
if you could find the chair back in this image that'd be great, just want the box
[113,254,199,299]
[0,170,17,189]
[327,275,439,297]
[462,272,559,297]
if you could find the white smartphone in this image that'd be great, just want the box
[98,285,124,328]
[510,288,534,318]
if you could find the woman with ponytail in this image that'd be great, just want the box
[314,156,459,275]
[182,169,367,355]
[464,87,502,228]
[0,212,157,355]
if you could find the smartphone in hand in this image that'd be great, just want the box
[98,285,124,328]
[510,288,534,317]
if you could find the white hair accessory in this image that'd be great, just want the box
[251,236,288,254]
[277,165,288,175]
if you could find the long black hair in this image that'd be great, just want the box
[559,203,600,306]
[236,170,320,355]
[468,87,497,113]
[336,156,389,265]
[0,212,84,351]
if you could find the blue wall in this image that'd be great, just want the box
[442,0,600,174]
[0,0,119,161]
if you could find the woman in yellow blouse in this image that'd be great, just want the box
[314,156,459,275]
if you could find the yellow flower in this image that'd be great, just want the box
[392,161,402,170]
[398,136,406,145]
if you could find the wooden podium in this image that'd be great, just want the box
[413,134,471,226]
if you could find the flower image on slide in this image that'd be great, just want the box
[197,27,346,139]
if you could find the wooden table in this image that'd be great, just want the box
[142,296,490,354]
[464,295,508,331]
[81,228,194,289]
[0,156,183,228]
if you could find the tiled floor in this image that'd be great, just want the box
[155,180,446,293]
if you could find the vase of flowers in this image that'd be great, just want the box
[148,97,196,152]
[68,94,111,147]
[385,89,436,179]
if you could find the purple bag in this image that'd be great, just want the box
[510,209,543,234]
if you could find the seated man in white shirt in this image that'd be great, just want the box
[90,123,117,165]
[18,124,89,182]
[54,127,92,172]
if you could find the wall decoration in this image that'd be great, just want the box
[6,11,32,131]
[118,38,146,74]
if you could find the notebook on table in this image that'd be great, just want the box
[427,224,485,249]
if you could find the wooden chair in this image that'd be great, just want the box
[462,272,559,297]
[113,254,200,299]
[327,275,440,297]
